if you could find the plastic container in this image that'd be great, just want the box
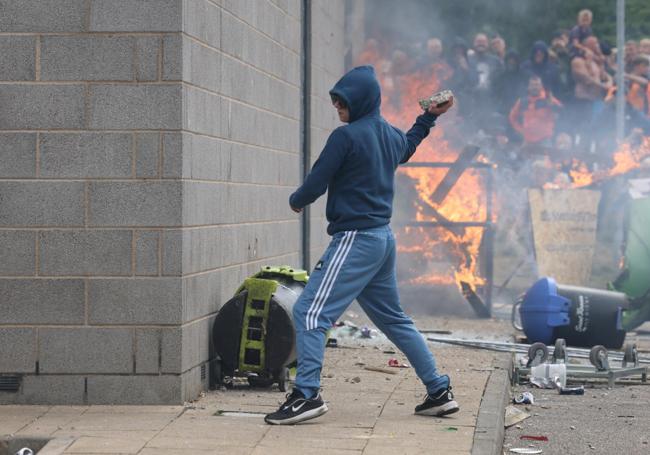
[531,363,567,388]
[519,277,628,349]
[212,266,307,389]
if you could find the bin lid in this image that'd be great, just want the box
[521,277,571,343]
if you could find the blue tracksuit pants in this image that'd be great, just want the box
[293,225,449,398]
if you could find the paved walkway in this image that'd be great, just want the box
[0,317,511,455]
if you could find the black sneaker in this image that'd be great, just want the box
[264,389,328,425]
[414,386,460,416]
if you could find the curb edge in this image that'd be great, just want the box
[471,353,512,455]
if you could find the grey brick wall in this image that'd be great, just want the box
[0,0,347,405]
[307,0,347,267]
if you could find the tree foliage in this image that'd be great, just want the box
[368,0,650,55]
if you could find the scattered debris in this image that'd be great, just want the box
[326,338,338,348]
[383,350,396,354]
[351,376,361,383]
[513,392,535,405]
[388,358,410,368]
[360,326,373,338]
[509,449,543,454]
[558,385,585,395]
[363,366,398,375]
[420,329,453,335]
[505,405,531,428]
[329,321,385,344]
[443,426,458,431]
[214,410,265,418]
[15,450,34,455]
[520,435,549,442]
[531,364,567,388]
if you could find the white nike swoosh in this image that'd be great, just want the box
[291,401,307,412]
[282,399,305,411]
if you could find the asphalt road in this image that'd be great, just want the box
[505,359,650,454]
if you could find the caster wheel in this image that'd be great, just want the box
[277,367,290,392]
[527,342,548,367]
[622,343,638,368]
[553,338,567,363]
[589,345,609,371]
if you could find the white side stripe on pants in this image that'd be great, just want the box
[305,231,351,330]
[307,230,357,330]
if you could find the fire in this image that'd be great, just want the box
[374,61,491,290]
[546,136,650,190]
[609,136,650,176]
[568,159,594,188]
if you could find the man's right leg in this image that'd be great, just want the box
[265,229,383,425]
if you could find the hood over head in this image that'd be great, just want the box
[530,40,549,66]
[505,50,520,70]
[452,36,469,52]
[329,65,381,122]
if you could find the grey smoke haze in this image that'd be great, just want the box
[344,0,633,315]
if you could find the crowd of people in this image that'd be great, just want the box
[356,9,650,175]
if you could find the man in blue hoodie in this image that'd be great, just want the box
[264,66,456,425]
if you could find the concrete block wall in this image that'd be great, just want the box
[0,0,347,405]
[307,0,346,267]
[0,0,185,405]
[175,0,304,399]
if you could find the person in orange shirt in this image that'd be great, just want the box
[509,75,563,145]
[605,57,649,110]
[604,56,650,133]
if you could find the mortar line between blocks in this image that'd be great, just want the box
[205,0,301,56]
[181,32,300,89]
[181,80,300,124]
[0,129,299,156]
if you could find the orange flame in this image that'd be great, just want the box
[545,136,650,190]
[371,58,490,290]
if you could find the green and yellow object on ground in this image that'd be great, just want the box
[212,266,308,391]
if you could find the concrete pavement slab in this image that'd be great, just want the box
[0,317,513,455]
[59,413,177,432]
[65,434,150,454]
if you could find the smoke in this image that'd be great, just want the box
[343,0,649,315]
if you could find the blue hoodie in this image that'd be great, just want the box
[521,40,560,96]
[289,66,438,235]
